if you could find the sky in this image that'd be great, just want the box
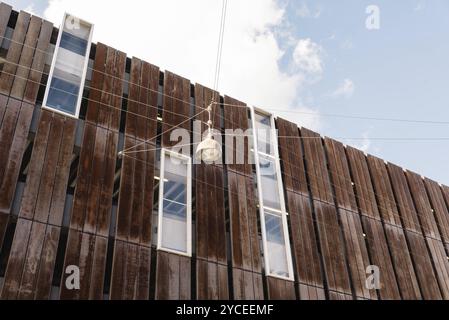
[5,0,449,185]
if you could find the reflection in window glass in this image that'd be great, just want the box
[254,113,273,155]
[158,151,192,256]
[252,109,293,281]
[259,156,281,210]
[43,14,93,117]
[265,212,289,277]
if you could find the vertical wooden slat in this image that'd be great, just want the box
[153,70,192,300]
[300,127,352,297]
[324,137,376,300]
[388,163,442,299]
[346,146,401,300]
[23,20,53,104]
[0,101,33,214]
[111,58,158,300]
[0,3,12,41]
[367,155,421,299]
[277,118,324,299]
[194,84,228,300]
[61,44,125,300]
[0,10,30,96]
[406,170,449,298]
[10,15,41,100]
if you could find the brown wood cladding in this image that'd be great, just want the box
[161,71,190,148]
[60,43,126,299]
[194,84,228,300]
[3,4,449,300]
[223,96,252,176]
[367,155,421,299]
[324,137,376,299]
[299,128,352,295]
[110,57,159,300]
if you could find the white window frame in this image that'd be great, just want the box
[42,12,94,119]
[251,106,294,282]
[157,148,192,257]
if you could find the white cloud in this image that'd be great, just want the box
[345,131,371,153]
[296,2,322,18]
[332,78,355,98]
[292,38,324,75]
[414,1,426,12]
[24,4,37,15]
[42,0,323,131]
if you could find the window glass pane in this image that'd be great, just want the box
[159,152,190,254]
[46,77,79,115]
[259,156,281,210]
[60,32,88,55]
[255,113,273,155]
[54,48,85,78]
[44,14,92,118]
[161,200,187,252]
[163,154,187,203]
[63,17,91,39]
[265,212,289,277]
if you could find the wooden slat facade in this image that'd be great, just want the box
[299,128,352,297]
[277,118,324,299]
[110,57,159,300]
[324,138,376,300]
[155,70,192,300]
[2,3,449,300]
[59,43,126,300]
[224,96,263,300]
[366,155,421,299]
[194,84,228,300]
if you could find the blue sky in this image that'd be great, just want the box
[5,0,449,185]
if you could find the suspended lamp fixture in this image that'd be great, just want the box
[195,102,222,163]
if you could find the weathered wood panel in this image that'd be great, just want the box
[367,155,421,299]
[194,84,228,300]
[298,284,326,300]
[20,111,76,224]
[232,269,264,300]
[346,147,400,299]
[387,163,442,299]
[361,216,401,299]
[1,108,76,299]
[110,241,151,300]
[223,96,252,176]
[155,251,191,300]
[405,230,442,299]
[345,146,381,220]
[406,171,441,240]
[0,10,30,96]
[111,57,159,300]
[152,70,192,300]
[266,277,296,300]
[61,44,125,300]
[59,229,108,300]
[387,164,422,234]
[276,118,324,297]
[161,71,190,148]
[300,128,352,296]
[424,178,449,244]
[0,3,12,41]
[324,137,376,300]
[0,100,33,215]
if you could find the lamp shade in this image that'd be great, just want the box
[195,134,221,163]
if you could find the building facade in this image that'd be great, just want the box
[1,3,449,300]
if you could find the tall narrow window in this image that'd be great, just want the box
[251,108,294,281]
[157,149,192,256]
[42,13,93,118]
